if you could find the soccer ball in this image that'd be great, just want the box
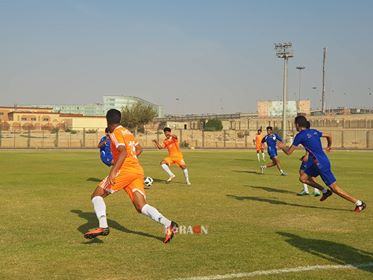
[144,176,154,188]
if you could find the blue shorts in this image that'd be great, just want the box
[267,148,278,159]
[100,151,113,167]
[304,164,336,186]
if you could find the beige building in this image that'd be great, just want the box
[0,106,106,131]
[257,100,311,117]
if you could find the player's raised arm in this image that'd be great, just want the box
[108,145,127,185]
[321,133,332,152]
[152,139,163,150]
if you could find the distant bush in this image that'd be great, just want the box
[51,127,59,134]
[180,140,190,148]
[65,128,77,134]
[204,119,223,131]
[86,129,97,134]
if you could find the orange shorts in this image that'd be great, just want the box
[164,156,185,167]
[98,171,145,202]
[256,146,264,152]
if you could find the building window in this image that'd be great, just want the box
[21,117,27,121]
[31,118,36,121]
[43,118,49,122]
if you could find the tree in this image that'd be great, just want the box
[121,102,157,134]
[204,118,223,131]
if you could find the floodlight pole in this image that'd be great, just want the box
[296,66,305,102]
[321,47,327,114]
[275,42,293,142]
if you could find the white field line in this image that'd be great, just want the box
[174,262,373,280]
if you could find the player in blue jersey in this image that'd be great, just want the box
[97,128,113,167]
[279,115,366,212]
[297,121,321,196]
[260,126,287,176]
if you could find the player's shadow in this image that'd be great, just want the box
[86,177,101,182]
[232,170,260,175]
[234,158,256,162]
[278,232,373,273]
[152,178,165,183]
[246,185,297,194]
[226,195,350,212]
[71,210,163,243]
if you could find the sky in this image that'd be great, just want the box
[1,0,373,114]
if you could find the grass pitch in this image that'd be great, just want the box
[0,149,372,280]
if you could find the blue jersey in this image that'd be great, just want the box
[292,129,330,170]
[262,133,282,159]
[99,136,113,166]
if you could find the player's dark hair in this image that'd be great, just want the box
[295,115,308,128]
[266,126,273,131]
[106,109,121,125]
[105,127,110,133]
[258,129,262,133]
[306,121,311,129]
[163,127,171,133]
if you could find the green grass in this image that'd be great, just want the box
[0,149,372,280]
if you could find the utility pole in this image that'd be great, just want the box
[275,42,293,141]
[296,66,305,102]
[321,47,327,114]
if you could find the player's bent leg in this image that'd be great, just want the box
[274,158,286,176]
[161,159,176,182]
[133,192,179,243]
[85,187,111,239]
[299,173,331,201]
[328,182,366,212]
[179,162,191,185]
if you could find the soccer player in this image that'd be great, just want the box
[97,128,113,167]
[297,121,321,196]
[279,115,366,212]
[153,127,191,185]
[253,129,265,163]
[84,109,179,243]
[260,126,287,176]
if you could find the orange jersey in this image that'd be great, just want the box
[163,136,183,158]
[109,126,144,175]
[255,134,264,149]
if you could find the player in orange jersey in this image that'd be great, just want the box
[253,128,265,163]
[153,127,191,185]
[84,109,178,243]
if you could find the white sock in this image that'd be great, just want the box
[161,164,175,177]
[314,188,320,194]
[280,169,284,174]
[183,168,190,181]
[262,153,265,161]
[356,200,363,206]
[92,196,108,228]
[303,184,309,193]
[257,153,260,162]
[141,204,171,228]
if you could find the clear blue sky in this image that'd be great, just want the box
[1,0,372,114]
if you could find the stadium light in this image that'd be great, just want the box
[296,66,305,102]
[274,42,293,141]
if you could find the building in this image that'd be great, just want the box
[257,100,311,117]
[27,95,164,118]
[0,106,106,131]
